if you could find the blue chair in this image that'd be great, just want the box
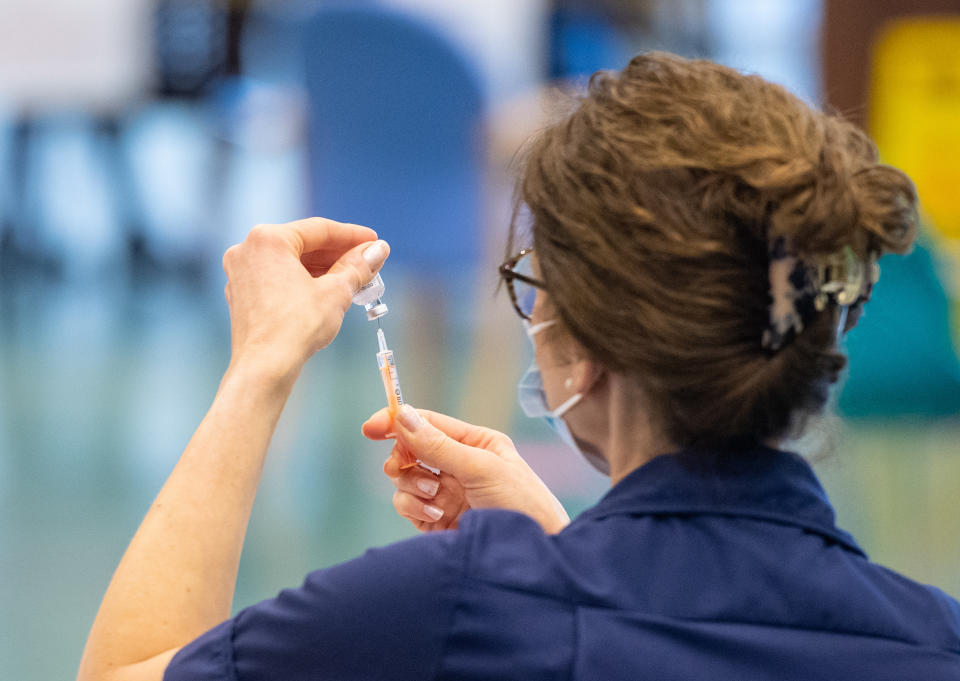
[301,4,485,273]
[840,241,960,417]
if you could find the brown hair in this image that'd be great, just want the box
[513,52,917,448]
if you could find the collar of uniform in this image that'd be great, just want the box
[575,444,865,557]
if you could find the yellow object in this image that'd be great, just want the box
[870,17,960,244]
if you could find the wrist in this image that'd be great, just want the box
[224,353,302,395]
[540,505,571,534]
[532,484,570,535]
[211,359,300,435]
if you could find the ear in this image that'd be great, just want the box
[567,359,604,396]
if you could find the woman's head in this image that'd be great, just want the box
[512,52,917,449]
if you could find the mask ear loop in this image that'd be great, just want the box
[551,392,583,419]
[525,319,557,337]
[525,317,602,417]
[555,363,606,418]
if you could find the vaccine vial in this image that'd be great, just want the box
[352,272,389,321]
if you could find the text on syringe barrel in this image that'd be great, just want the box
[377,350,404,412]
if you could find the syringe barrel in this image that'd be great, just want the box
[376,348,417,469]
[376,349,404,414]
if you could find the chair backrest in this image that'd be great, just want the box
[302,4,485,272]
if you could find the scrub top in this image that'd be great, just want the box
[164,445,960,680]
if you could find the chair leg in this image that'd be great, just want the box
[93,115,160,277]
[0,114,60,277]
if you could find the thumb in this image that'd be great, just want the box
[393,404,494,481]
[319,239,390,307]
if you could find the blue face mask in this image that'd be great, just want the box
[517,320,610,475]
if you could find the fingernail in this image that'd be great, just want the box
[424,504,444,520]
[362,240,389,268]
[398,404,422,431]
[417,478,439,497]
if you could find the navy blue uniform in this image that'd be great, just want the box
[165,446,960,680]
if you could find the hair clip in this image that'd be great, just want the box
[812,246,879,309]
[762,237,817,352]
[762,239,879,353]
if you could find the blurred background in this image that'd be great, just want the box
[0,1,958,678]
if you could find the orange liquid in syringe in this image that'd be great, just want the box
[378,350,418,469]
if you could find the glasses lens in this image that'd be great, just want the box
[512,252,537,318]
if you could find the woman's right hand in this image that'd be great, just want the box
[222,218,386,379]
[361,405,570,534]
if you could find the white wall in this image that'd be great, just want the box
[0,0,154,111]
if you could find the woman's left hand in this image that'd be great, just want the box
[363,406,570,534]
[222,217,388,378]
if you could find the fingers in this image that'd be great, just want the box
[392,490,446,523]
[363,406,514,456]
[408,472,441,498]
[391,404,497,480]
[282,217,377,256]
[362,408,394,440]
[382,447,404,478]
[385,458,441,497]
[226,219,378,279]
[411,408,516,454]
[300,248,359,276]
[316,239,390,308]
[388,465,463,528]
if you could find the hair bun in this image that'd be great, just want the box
[850,163,918,255]
[516,52,919,449]
[765,117,917,261]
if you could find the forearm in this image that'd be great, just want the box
[79,360,298,681]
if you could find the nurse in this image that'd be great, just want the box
[79,53,960,681]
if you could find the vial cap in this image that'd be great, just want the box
[366,303,388,321]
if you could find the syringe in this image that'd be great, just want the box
[376,327,418,469]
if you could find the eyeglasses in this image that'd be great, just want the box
[499,248,547,321]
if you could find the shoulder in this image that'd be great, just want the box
[165,513,565,681]
[458,506,550,541]
[165,529,469,681]
[456,506,554,560]
[854,560,960,652]
[301,521,467,592]
[455,508,579,598]
[240,528,469,661]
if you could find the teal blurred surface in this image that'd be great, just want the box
[840,241,960,417]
